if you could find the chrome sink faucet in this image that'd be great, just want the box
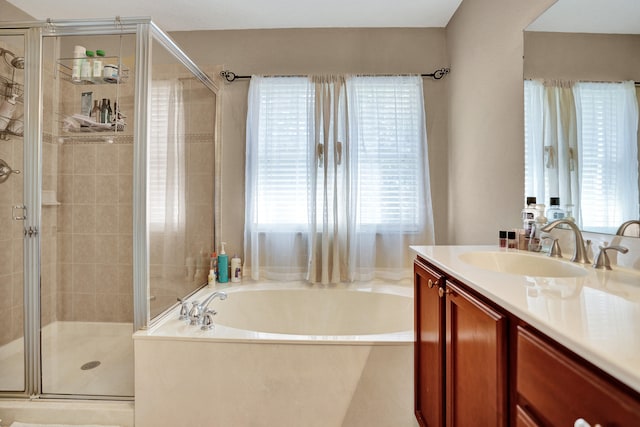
[541,219,591,264]
[593,245,629,270]
[616,220,640,236]
[188,291,227,326]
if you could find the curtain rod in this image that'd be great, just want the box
[219,68,450,83]
[526,78,640,86]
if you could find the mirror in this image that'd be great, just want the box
[524,0,640,237]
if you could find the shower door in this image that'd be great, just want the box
[38,31,135,398]
[0,31,26,394]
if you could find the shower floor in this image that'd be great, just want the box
[0,321,134,397]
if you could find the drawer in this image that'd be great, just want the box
[516,326,640,427]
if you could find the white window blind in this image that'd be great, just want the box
[149,82,171,225]
[575,82,632,230]
[254,77,312,226]
[349,77,423,229]
[252,76,424,230]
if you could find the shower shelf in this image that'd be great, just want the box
[56,56,130,85]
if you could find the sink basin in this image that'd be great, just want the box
[458,251,588,278]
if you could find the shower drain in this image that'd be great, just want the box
[81,361,101,370]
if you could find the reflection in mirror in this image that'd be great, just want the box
[523,0,640,236]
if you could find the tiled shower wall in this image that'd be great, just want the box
[55,137,134,322]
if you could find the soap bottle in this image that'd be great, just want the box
[93,49,105,81]
[528,206,547,252]
[519,197,538,250]
[231,254,241,283]
[0,94,18,131]
[210,251,218,281]
[546,197,565,221]
[217,242,229,283]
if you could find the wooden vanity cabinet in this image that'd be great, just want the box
[445,280,508,427]
[414,257,445,427]
[516,326,640,427]
[414,257,508,427]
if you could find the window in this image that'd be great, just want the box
[250,76,425,231]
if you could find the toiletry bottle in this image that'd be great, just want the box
[217,242,229,283]
[71,45,85,83]
[528,206,547,252]
[93,49,105,81]
[499,230,507,248]
[210,252,218,280]
[208,269,215,287]
[100,98,108,123]
[90,100,100,119]
[231,254,241,283]
[507,231,518,249]
[106,99,113,124]
[521,196,537,247]
[81,50,94,81]
[546,197,565,221]
[0,94,18,131]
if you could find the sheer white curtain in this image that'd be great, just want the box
[244,75,434,284]
[524,79,639,232]
[525,79,581,225]
[149,79,186,279]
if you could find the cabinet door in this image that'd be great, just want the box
[414,258,445,427]
[517,326,640,427]
[445,280,508,427]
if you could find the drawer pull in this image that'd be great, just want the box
[427,278,439,289]
[438,287,451,298]
[574,418,601,427]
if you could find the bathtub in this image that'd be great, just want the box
[133,281,416,427]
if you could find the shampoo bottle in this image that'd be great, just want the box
[231,254,241,283]
[217,242,229,283]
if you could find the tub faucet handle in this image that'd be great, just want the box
[201,309,217,331]
[188,301,202,325]
[177,297,189,321]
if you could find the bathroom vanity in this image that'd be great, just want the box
[412,245,640,427]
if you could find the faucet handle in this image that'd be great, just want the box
[177,297,189,320]
[540,233,562,258]
[188,301,202,325]
[593,245,629,270]
[201,309,217,330]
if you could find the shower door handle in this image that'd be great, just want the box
[12,204,27,220]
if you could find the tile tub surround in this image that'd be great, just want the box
[411,245,640,394]
[134,281,416,427]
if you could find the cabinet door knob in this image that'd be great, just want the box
[438,287,451,298]
[427,278,439,289]
[574,418,601,427]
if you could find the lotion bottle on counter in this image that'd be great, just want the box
[217,242,229,283]
[231,254,241,283]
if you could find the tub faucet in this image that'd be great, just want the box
[188,291,227,325]
[541,219,590,264]
[616,220,640,236]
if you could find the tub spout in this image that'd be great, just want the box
[189,291,227,325]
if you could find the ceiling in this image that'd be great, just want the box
[6,0,640,34]
[527,0,640,34]
[5,0,464,32]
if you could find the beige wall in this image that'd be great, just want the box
[170,28,451,251]
[0,0,33,21]
[445,0,555,244]
[524,31,640,81]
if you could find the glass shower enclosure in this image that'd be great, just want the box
[0,17,218,400]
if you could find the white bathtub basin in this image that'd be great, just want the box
[212,288,413,336]
[458,251,588,278]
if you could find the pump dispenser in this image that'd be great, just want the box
[217,242,229,283]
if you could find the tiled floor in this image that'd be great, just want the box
[0,321,133,397]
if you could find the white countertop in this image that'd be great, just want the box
[411,245,640,393]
